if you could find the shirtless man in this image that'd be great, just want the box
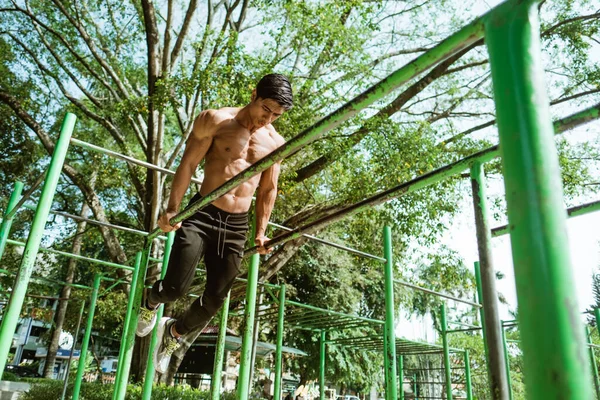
[136,74,292,374]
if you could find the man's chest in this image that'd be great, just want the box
[209,127,273,164]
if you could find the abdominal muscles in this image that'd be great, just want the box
[200,158,261,213]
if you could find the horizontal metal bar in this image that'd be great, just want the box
[0,268,92,290]
[286,300,385,325]
[492,199,600,237]
[268,222,386,262]
[4,172,46,220]
[447,327,483,333]
[448,320,481,328]
[70,138,203,185]
[6,239,134,271]
[394,279,481,308]
[23,204,167,241]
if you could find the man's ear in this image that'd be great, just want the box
[251,89,257,102]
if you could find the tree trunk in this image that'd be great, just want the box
[43,201,91,377]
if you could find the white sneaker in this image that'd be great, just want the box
[154,318,181,374]
[136,302,158,337]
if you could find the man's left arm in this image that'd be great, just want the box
[255,161,282,254]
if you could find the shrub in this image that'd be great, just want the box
[2,371,20,382]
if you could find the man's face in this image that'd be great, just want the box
[250,92,286,129]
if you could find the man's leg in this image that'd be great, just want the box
[173,248,242,336]
[136,218,207,337]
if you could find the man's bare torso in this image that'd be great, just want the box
[198,107,283,213]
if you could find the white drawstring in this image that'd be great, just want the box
[216,212,231,259]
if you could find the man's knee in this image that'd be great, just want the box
[150,281,187,303]
[201,293,227,317]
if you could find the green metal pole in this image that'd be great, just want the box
[383,226,398,400]
[464,350,473,400]
[0,113,76,379]
[586,326,600,399]
[237,217,260,400]
[413,373,417,400]
[595,309,600,330]
[72,274,101,400]
[142,231,175,400]
[470,161,509,399]
[440,304,453,400]
[210,291,230,400]
[113,250,147,400]
[61,300,86,400]
[485,1,593,398]
[383,328,389,400]
[0,181,24,260]
[320,330,326,400]
[399,355,404,400]
[501,325,513,400]
[273,285,286,400]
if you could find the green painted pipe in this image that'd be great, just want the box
[586,326,600,399]
[61,300,86,400]
[210,291,231,400]
[273,285,286,400]
[596,309,600,330]
[0,113,76,378]
[142,231,175,400]
[320,330,326,400]
[72,274,101,400]
[6,239,133,271]
[112,251,146,400]
[470,161,508,399]
[492,199,600,237]
[0,181,24,259]
[383,330,389,400]
[383,227,398,400]
[485,1,593,398]
[146,17,486,242]
[237,217,260,400]
[399,355,404,400]
[464,351,473,400]
[440,304,453,400]
[501,325,513,400]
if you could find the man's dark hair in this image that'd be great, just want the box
[256,73,293,110]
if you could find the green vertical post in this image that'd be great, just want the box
[586,326,600,399]
[61,300,86,400]
[0,181,24,260]
[485,1,593,398]
[595,309,600,329]
[273,285,286,400]
[237,217,260,400]
[383,328,389,400]
[0,113,76,378]
[399,355,404,400]
[142,231,175,400]
[464,351,473,400]
[470,161,509,399]
[501,325,513,400]
[413,374,417,400]
[320,330,326,400]
[210,291,231,400]
[113,250,147,400]
[440,304,453,400]
[72,274,101,400]
[383,226,398,400]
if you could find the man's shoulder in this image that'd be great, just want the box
[198,108,236,124]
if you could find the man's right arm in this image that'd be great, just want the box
[158,111,215,232]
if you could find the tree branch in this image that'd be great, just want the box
[169,0,199,70]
